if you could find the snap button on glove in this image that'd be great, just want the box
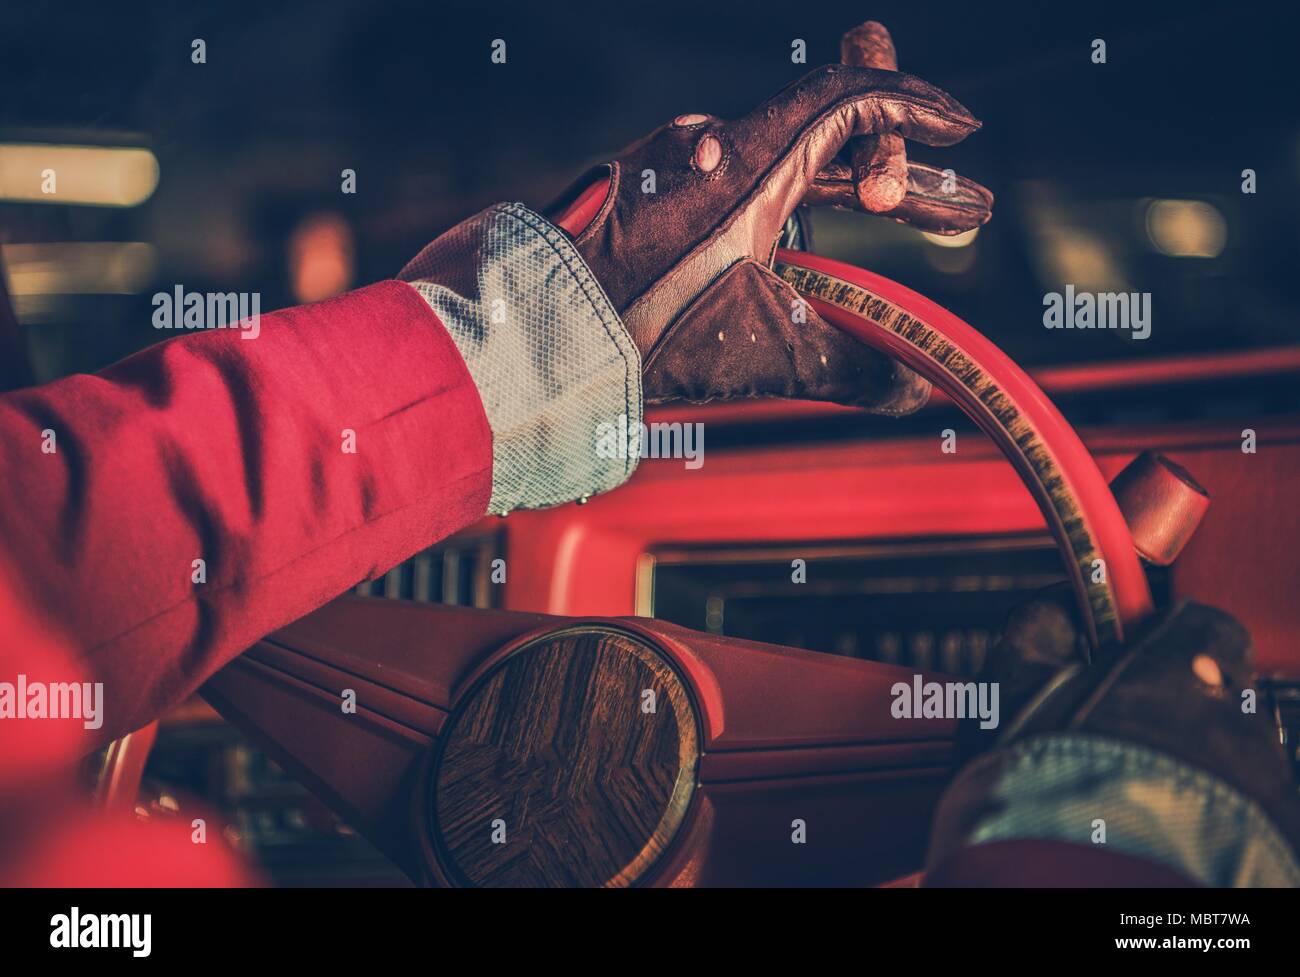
[547,30,983,410]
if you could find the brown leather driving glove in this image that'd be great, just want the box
[955,597,1300,861]
[547,59,982,410]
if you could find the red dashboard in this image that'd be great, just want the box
[154,344,1300,886]
[483,349,1300,677]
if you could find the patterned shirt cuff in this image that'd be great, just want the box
[928,733,1300,888]
[399,203,642,515]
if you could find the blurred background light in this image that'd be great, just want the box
[2,242,157,295]
[1018,182,1130,294]
[1145,199,1227,258]
[288,213,354,303]
[1045,231,1126,292]
[921,228,979,275]
[922,228,979,249]
[0,145,159,207]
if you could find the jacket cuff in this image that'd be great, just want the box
[928,733,1300,888]
[400,202,642,515]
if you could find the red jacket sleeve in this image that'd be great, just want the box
[0,281,493,746]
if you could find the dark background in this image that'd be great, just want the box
[1,0,1297,382]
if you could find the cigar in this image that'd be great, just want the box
[840,21,908,214]
[801,20,995,234]
[805,159,994,234]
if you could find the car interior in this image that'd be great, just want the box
[2,2,1297,888]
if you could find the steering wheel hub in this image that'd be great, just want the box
[430,626,699,887]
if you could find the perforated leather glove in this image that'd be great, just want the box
[943,597,1300,884]
[548,24,984,410]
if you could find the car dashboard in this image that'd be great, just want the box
[130,344,1300,885]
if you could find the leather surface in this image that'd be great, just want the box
[643,258,928,409]
[553,63,981,412]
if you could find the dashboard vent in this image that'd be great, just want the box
[645,534,1169,678]
[353,530,502,609]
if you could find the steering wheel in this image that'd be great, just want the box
[103,250,1167,886]
[776,249,1154,648]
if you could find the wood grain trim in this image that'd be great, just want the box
[431,626,700,887]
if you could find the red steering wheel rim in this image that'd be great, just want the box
[776,247,1153,648]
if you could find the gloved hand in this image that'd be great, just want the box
[955,596,1300,859]
[546,21,984,410]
